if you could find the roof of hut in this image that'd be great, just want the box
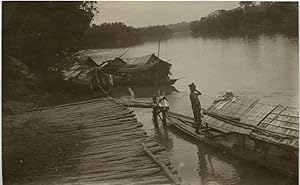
[204,94,299,149]
[51,49,128,85]
[72,49,127,65]
[51,51,172,84]
[51,54,98,85]
[117,54,171,73]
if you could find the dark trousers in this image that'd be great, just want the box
[192,105,202,129]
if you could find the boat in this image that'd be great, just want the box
[166,94,298,178]
[51,50,177,95]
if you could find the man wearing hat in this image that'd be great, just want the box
[189,83,202,134]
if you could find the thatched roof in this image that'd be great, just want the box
[204,96,298,149]
[52,50,172,85]
[118,54,171,73]
[72,49,127,65]
[252,105,298,148]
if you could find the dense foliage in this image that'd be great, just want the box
[190,2,298,36]
[167,22,190,33]
[3,1,98,71]
[80,22,140,48]
[137,25,173,39]
[3,1,98,106]
[80,23,173,48]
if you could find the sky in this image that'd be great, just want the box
[92,1,240,27]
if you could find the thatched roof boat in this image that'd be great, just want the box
[167,94,298,178]
[50,49,177,90]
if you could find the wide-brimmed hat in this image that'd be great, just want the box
[188,83,196,88]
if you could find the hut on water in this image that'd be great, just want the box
[50,49,177,95]
[114,54,176,86]
[203,94,298,176]
[49,49,128,94]
[167,93,298,177]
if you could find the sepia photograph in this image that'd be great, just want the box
[2,1,299,185]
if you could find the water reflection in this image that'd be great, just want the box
[152,124,173,152]
[133,107,297,185]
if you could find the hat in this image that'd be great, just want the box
[188,83,196,88]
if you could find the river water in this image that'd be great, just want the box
[106,33,298,185]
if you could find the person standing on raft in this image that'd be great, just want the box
[189,83,202,134]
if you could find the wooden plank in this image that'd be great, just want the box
[141,143,181,185]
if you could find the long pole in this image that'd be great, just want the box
[157,40,160,58]
[155,40,160,96]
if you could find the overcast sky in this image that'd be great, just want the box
[93,1,240,27]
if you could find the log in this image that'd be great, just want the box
[141,143,181,185]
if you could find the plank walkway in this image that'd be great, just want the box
[15,98,180,185]
[114,98,153,108]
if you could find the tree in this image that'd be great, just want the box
[239,1,255,9]
[3,1,98,71]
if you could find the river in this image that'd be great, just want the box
[104,33,298,185]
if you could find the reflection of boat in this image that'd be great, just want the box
[167,95,298,178]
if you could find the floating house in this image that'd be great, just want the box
[167,94,298,177]
[50,49,177,95]
[115,54,176,86]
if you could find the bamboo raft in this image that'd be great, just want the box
[19,98,181,185]
[114,98,153,108]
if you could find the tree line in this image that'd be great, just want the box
[190,2,298,37]
[2,2,173,102]
[80,23,173,49]
[3,1,173,71]
[3,1,98,72]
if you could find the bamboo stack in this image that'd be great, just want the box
[114,98,153,108]
[21,98,180,184]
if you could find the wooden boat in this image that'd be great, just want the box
[166,102,298,179]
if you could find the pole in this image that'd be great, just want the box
[152,95,158,126]
[155,40,160,96]
[157,40,160,58]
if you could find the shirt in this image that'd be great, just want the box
[190,91,201,108]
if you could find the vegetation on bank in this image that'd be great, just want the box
[3,2,99,114]
[190,2,298,36]
[80,23,173,48]
[3,2,97,72]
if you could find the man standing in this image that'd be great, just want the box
[189,83,202,134]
